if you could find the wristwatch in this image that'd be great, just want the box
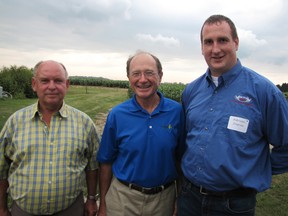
[87,194,99,201]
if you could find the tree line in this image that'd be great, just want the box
[277,83,288,92]
[0,65,287,102]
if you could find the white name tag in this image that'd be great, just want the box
[227,116,249,133]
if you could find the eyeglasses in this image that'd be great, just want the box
[129,71,157,79]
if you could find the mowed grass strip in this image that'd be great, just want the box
[65,86,128,121]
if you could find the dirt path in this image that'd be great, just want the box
[94,112,108,137]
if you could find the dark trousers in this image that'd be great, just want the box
[11,192,84,216]
[177,177,257,216]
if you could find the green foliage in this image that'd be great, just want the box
[127,82,186,102]
[69,76,129,88]
[159,83,186,102]
[0,65,36,98]
[284,92,288,100]
[277,83,288,92]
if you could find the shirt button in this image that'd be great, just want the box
[48,180,52,184]
[210,108,213,111]
[205,127,208,130]
[149,125,152,129]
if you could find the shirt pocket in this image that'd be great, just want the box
[221,101,262,147]
[58,137,87,169]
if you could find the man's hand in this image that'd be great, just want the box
[97,203,107,216]
[84,199,98,216]
[0,180,10,216]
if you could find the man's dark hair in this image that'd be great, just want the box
[200,14,238,42]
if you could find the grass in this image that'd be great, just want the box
[1,86,288,215]
[256,173,288,216]
[0,98,37,130]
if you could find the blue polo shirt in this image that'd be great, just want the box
[97,92,185,187]
[181,60,288,192]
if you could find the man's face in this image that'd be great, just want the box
[201,21,239,76]
[127,53,162,100]
[32,61,69,111]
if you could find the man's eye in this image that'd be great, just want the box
[145,71,154,77]
[204,40,212,45]
[131,72,140,77]
[219,38,228,43]
[55,79,64,83]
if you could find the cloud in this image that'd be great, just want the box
[136,34,180,47]
[237,28,267,58]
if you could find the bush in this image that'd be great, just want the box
[127,83,186,102]
[284,92,288,100]
[0,65,36,98]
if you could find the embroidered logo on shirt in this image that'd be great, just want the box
[235,95,252,103]
[162,124,173,130]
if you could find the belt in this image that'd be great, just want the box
[118,179,174,195]
[184,178,256,197]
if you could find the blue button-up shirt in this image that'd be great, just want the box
[181,60,288,192]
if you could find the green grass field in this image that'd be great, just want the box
[0,86,287,215]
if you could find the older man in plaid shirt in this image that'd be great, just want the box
[0,60,99,216]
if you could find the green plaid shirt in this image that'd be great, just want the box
[0,102,99,215]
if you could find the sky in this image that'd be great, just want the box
[0,0,287,85]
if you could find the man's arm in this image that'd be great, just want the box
[268,91,288,174]
[97,163,113,216]
[84,169,98,216]
[0,179,11,216]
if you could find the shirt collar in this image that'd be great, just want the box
[205,59,242,87]
[31,103,39,119]
[58,102,68,118]
[31,101,68,119]
[130,91,166,113]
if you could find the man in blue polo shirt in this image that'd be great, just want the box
[97,51,185,216]
[178,14,288,216]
